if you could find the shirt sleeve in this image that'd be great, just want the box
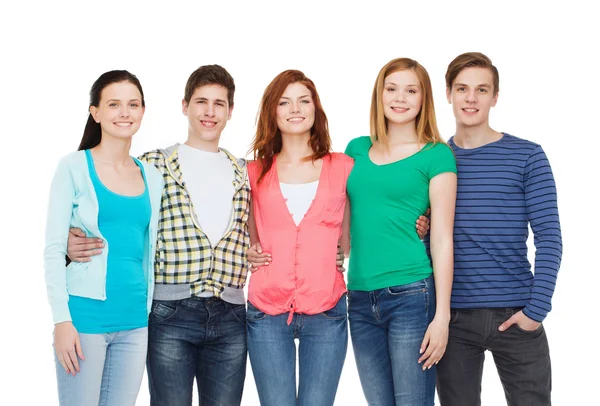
[428,143,457,179]
[522,146,562,322]
[344,138,357,158]
[44,157,76,324]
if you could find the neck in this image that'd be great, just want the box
[278,132,312,162]
[92,135,132,166]
[386,121,418,145]
[453,122,502,149]
[185,134,220,153]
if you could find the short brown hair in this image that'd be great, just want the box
[445,52,499,96]
[184,64,235,106]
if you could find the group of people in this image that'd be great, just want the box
[44,52,562,406]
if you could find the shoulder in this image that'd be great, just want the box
[426,142,455,159]
[55,150,86,171]
[328,152,354,164]
[138,144,178,165]
[345,136,372,156]
[501,133,541,152]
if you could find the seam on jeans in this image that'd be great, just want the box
[100,343,112,406]
[229,303,247,325]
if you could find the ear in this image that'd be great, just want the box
[90,106,100,123]
[491,90,499,107]
[446,87,452,104]
[182,99,188,116]
[227,104,234,120]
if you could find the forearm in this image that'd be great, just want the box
[430,238,453,321]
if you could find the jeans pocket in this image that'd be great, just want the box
[387,279,427,296]
[149,300,179,324]
[513,323,544,335]
[246,302,267,322]
[322,294,348,320]
[450,309,460,324]
[229,303,247,325]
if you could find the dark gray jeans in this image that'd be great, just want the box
[437,308,551,406]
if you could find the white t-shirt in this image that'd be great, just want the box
[279,181,319,226]
[178,144,235,247]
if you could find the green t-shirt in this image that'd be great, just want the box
[345,136,457,291]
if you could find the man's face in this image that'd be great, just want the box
[447,67,498,128]
[182,84,233,143]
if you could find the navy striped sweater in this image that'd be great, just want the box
[428,133,562,322]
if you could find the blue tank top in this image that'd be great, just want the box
[69,150,151,333]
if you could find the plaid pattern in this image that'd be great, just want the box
[139,144,250,297]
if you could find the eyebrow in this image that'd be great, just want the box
[384,82,420,87]
[454,83,491,88]
[105,99,141,103]
[193,97,228,103]
[280,94,311,100]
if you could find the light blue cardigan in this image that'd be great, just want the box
[44,151,164,324]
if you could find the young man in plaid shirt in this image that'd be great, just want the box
[68,65,251,406]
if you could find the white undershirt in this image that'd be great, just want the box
[178,144,235,246]
[279,181,319,226]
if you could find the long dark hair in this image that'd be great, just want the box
[78,70,145,151]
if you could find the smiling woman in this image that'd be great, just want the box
[43,71,164,406]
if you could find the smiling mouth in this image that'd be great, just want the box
[287,117,305,123]
[462,108,479,113]
[391,107,409,113]
[201,120,217,128]
[114,122,133,127]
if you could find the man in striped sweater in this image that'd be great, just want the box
[436,53,562,406]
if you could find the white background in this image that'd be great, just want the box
[1,0,597,404]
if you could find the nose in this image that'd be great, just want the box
[119,104,130,117]
[465,89,478,103]
[394,91,407,103]
[204,103,215,117]
[290,101,300,114]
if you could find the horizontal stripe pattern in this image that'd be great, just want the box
[426,134,562,322]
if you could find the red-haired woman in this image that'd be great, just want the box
[245,70,353,406]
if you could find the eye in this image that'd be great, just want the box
[386,87,396,92]
[129,103,140,108]
[408,89,417,94]
[109,102,118,107]
[279,101,289,106]
[196,100,205,104]
[300,99,311,104]
[457,87,466,92]
[216,102,225,107]
[478,88,488,93]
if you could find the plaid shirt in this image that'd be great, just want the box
[139,144,250,297]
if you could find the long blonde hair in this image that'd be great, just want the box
[370,58,444,147]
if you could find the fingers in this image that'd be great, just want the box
[68,347,80,373]
[337,265,346,273]
[60,349,76,375]
[420,344,446,370]
[69,228,86,237]
[256,242,263,254]
[68,239,104,262]
[75,336,85,361]
[498,315,516,332]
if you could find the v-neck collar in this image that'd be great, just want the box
[272,155,329,229]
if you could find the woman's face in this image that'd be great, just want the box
[381,69,422,127]
[90,81,145,141]
[276,82,315,137]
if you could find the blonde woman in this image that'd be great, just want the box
[344,58,457,405]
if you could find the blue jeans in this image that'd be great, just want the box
[54,327,147,406]
[146,297,247,406]
[348,276,436,406]
[247,294,348,406]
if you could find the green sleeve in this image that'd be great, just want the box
[428,143,457,179]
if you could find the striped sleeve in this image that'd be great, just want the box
[522,146,562,322]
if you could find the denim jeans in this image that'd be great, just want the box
[146,297,247,406]
[348,275,436,406]
[246,294,348,406]
[54,327,147,406]
[436,307,552,406]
